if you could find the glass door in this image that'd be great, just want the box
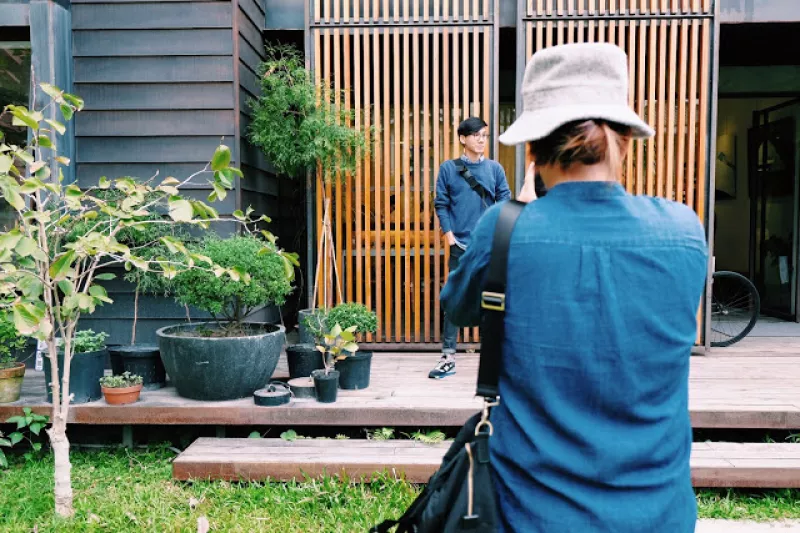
[748,116,797,320]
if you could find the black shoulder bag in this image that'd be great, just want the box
[370,199,526,533]
[453,159,493,207]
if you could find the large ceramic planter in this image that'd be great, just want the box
[336,351,372,390]
[157,322,285,401]
[113,345,166,390]
[101,384,143,405]
[43,349,107,404]
[0,362,25,404]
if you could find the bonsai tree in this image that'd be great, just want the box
[325,303,377,339]
[0,83,270,517]
[171,234,295,335]
[248,43,372,315]
[0,311,28,369]
[315,323,359,375]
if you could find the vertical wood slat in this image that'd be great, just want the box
[413,28,421,342]
[434,27,443,342]
[363,29,373,341]
[344,31,353,304]
[424,27,432,342]
[686,19,699,210]
[646,20,657,196]
[403,27,411,342]
[383,29,392,337]
[635,21,646,195]
[666,19,678,201]
[625,19,635,191]
[393,28,401,341]
[373,28,383,338]
[676,19,689,204]
[656,18,667,197]
[696,18,710,220]
[353,30,362,307]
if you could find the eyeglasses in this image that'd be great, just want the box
[470,133,490,140]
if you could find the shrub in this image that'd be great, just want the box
[325,303,378,335]
[173,235,294,328]
[70,330,109,354]
[247,44,370,179]
[0,311,27,369]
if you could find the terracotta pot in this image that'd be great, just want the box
[101,384,143,405]
[0,362,25,404]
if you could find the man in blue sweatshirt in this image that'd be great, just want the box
[430,117,511,379]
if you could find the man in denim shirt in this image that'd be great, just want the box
[430,117,511,379]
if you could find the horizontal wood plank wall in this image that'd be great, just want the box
[72,0,236,204]
[71,0,239,345]
[311,0,496,346]
[521,0,715,344]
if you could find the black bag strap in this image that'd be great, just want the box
[453,159,492,204]
[476,200,525,400]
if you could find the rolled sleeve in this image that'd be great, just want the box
[440,204,502,327]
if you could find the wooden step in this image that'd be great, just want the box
[172,438,800,488]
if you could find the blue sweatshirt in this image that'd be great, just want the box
[433,158,511,247]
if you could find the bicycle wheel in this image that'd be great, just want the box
[710,271,760,347]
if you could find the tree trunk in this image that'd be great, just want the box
[48,422,73,517]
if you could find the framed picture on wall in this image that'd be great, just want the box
[716,133,737,200]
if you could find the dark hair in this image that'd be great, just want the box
[529,119,632,178]
[457,117,488,137]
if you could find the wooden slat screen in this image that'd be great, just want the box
[520,0,715,344]
[310,0,497,346]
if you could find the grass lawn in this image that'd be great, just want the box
[1,447,799,532]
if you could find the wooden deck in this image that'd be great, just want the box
[2,337,800,429]
[173,438,800,488]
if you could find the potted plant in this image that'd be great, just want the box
[99,371,143,405]
[325,303,377,390]
[312,323,357,403]
[43,330,109,404]
[0,311,30,403]
[157,234,296,401]
[248,43,371,343]
[287,308,326,379]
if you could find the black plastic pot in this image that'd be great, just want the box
[114,345,166,390]
[312,369,339,403]
[157,322,285,401]
[107,345,125,375]
[336,351,372,390]
[43,349,107,404]
[286,344,324,379]
[11,337,38,370]
[297,309,316,345]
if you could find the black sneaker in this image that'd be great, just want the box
[428,356,455,379]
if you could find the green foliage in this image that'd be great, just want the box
[247,44,371,179]
[280,429,300,442]
[315,323,359,373]
[99,372,142,389]
[0,408,49,468]
[172,235,295,328]
[366,428,394,441]
[0,311,28,368]
[325,303,378,335]
[69,329,108,354]
[409,430,446,444]
[301,308,328,342]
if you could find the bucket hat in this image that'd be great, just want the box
[499,42,654,146]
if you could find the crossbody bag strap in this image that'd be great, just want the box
[475,200,525,400]
[453,159,492,206]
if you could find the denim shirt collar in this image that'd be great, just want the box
[545,181,626,198]
[461,154,485,164]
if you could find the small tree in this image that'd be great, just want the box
[0,84,280,517]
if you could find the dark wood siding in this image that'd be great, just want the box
[235,0,284,236]
[72,0,239,344]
